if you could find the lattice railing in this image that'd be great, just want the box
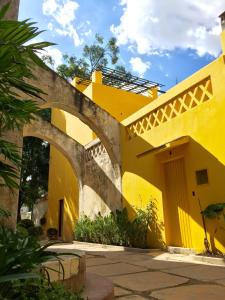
[85,141,107,162]
[126,76,213,139]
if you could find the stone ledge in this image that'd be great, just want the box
[167,246,196,255]
[190,254,225,267]
[42,250,86,292]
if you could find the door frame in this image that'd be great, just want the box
[58,199,64,239]
[157,146,192,248]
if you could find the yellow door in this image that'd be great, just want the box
[164,158,192,248]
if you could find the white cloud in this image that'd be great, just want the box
[42,0,82,46]
[29,37,63,69]
[47,22,54,31]
[44,47,63,67]
[129,57,151,76]
[111,0,224,57]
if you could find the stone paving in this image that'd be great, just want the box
[61,242,225,299]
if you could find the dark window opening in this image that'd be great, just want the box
[196,169,208,185]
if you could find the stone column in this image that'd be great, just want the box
[0,0,22,228]
[1,0,20,20]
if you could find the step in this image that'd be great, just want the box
[82,273,114,300]
[168,246,196,255]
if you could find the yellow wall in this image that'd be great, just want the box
[48,33,225,253]
[121,54,225,253]
[47,145,79,241]
[75,80,152,122]
[47,109,83,241]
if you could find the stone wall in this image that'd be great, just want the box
[81,139,122,218]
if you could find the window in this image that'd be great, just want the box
[196,169,208,185]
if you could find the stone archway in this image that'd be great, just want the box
[23,118,84,240]
[29,65,121,168]
[23,117,84,183]
[24,118,122,217]
[0,0,122,227]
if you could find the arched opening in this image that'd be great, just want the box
[22,126,82,241]
[46,107,122,219]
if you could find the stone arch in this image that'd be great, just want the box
[23,117,84,192]
[23,118,122,217]
[29,65,121,168]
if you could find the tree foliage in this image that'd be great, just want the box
[54,34,120,81]
[0,3,53,189]
[19,137,50,210]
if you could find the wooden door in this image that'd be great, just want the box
[164,158,192,247]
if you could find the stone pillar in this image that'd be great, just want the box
[91,71,103,84]
[0,0,21,228]
[0,0,20,20]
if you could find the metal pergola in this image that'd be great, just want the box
[76,66,165,95]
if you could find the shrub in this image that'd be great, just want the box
[74,204,155,248]
[18,219,34,229]
[28,225,43,237]
[1,279,83,300]
[17,219,43,238]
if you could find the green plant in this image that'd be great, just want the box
[1,278,84,300]
[17,219,43,238]
[202,203,225,220]
[130,202,155,248]
[74,203,154,248]
[0,3,53,189]
[0,223,80,296]
[18,218,34,229]
[201,202,225,254]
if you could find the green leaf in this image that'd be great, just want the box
[0,272,40,283]
[0,3,10,20]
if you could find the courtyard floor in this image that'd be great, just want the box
[60,242,225,300]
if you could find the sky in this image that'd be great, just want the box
[18,0,225,90]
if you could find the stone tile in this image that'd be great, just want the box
[117,295,148,299]
[104,252,137,260]
[215,278,225,286]
[86,257,116,267]
[114,287,132,297]
[165,264,225,281]
[111,271,188,292]
[151,284,225,300]
[87,262,147,277]
[131,259,192,270]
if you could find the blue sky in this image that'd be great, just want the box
[18,0,224,90]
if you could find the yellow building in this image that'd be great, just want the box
[47,21,225,253]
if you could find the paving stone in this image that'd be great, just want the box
[86,257,116,267]
[117,295,149,299]
[131,259,192,270]
[151,284,225,300]
[164,264,225,281]
[87,262,147,277]
[114,287,132,297]
[104,252,137,260]
[111,271,188,292]
[215,278,225,286]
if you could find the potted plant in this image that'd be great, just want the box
[47,228,58,240]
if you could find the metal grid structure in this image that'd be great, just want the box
[76,66,165,95]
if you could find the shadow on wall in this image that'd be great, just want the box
[47,109,80,241]
[122,127,225,252]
